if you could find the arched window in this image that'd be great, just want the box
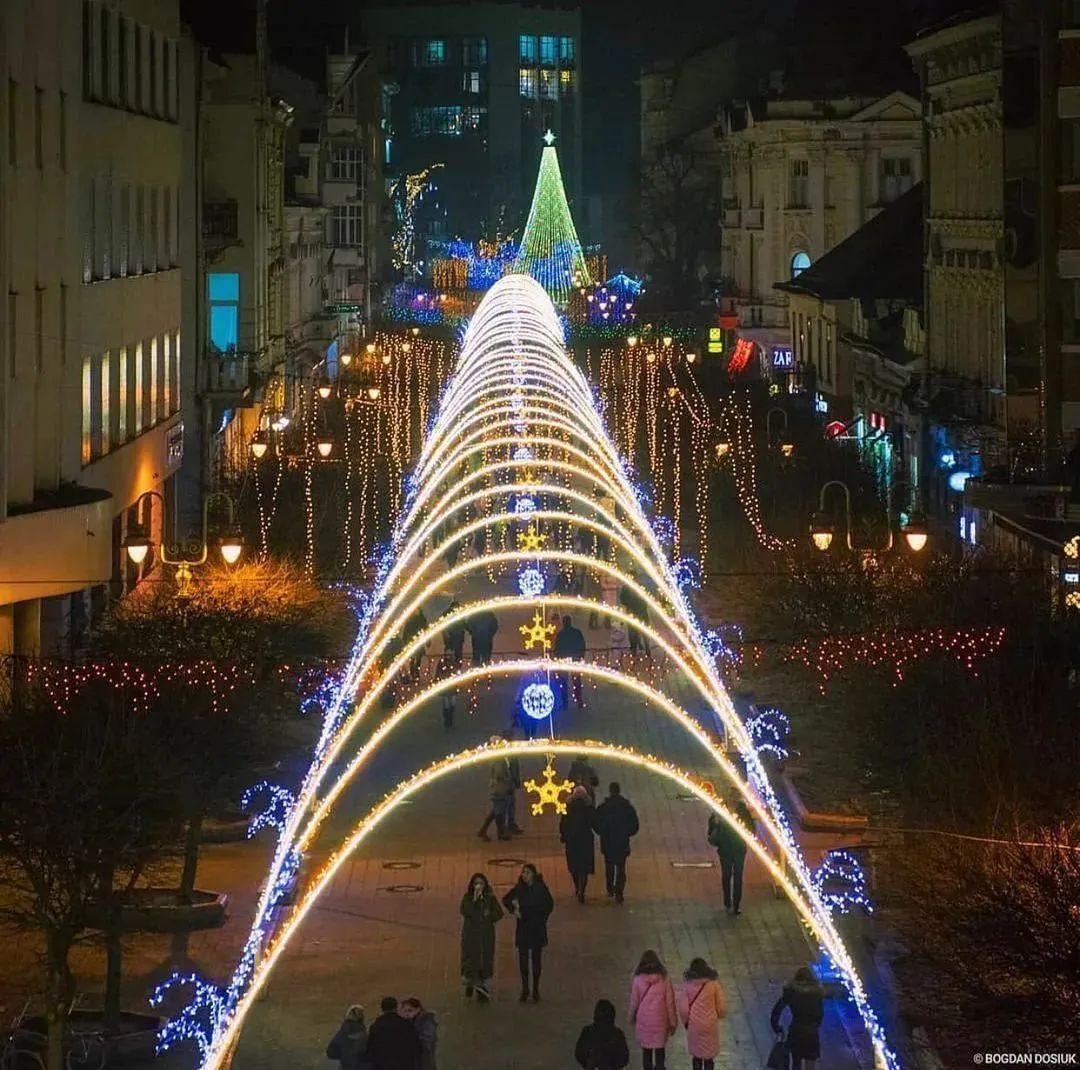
[791,251,811,278]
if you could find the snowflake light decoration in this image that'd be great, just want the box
[521,682,555,721]
[519,610,557,651]
[240,781,296,839]
[517,524,547,552]
[515,495,537,518]
[513,445,534,461]
[746,707,790,762]
[524,755,573,814]
[518,567,545,598]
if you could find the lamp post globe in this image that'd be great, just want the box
[901,514,929,553]
[316,435,334,458]
[809,515,834,552]
[123,524,153,565]
[218,530,244,566]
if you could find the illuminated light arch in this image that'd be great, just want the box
[207,741,891,1070]
[193,275,897,1070]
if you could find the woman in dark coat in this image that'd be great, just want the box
[559,786,598,902]
[459,872,503,1001]
[574,999,630,1070]
[325,1005,371,1070]
[769,966,825,1068]
[502,862,555,1002]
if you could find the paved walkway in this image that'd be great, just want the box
[213,595,871,1070]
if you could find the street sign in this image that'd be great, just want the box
[328,302,363,314]
[707,326,724,355]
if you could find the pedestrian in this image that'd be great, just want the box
[568,753,600,803]
[501,862,555,1002]
[459,872,503,1001]
[574,999,630,1070]
[619,580,651,656]
[706,797,755,915]
[599,569,618,628]
[379,633,405,709]
[676,958,727,1070]
[594,782,639,904]
[403,606,429,680]
[553,614,587,709]
[477,744,514,841]
[628,951,677,1070]
[467,608,499,665]
[503,728,524,834]
[440,600,465,669]
[769,966,825,1070]
[365,996,421,1070]
[559,785,598,902]
[325,1004,371,1070]
[440,687,456,729]
[399,998,438,1070]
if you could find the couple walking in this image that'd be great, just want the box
[459,864,554,1002]
[561,777,640,903]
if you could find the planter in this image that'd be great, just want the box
[202,809,252,843]
[88,889,229,934]
[778,769,869,833]
[17,1011,163,1065]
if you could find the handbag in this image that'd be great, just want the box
[765,1034,790,1070]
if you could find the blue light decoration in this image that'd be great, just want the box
[745,707,791,762]
[948,470,972,492]
[586,272,642,327]
[672,556,703,591]
[939,450,956,468]
[240,782,296,839]
[521,682,556,721]
[812,850,873,916]
[514,495,537,519]
[702,623,743,674]
[652,515,676,551]
[513,445,533,462]
[150,973,226,1059]
[518,566,545,598]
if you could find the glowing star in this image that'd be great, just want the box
[514,495,537,518]
[519,610,557,651]
[518,567,545,598]
[517,525,547,552]
[524,755,573,814]
[521,682,555,721]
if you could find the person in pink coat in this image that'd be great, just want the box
[676,957,727,1070]
[627,950,677,1069]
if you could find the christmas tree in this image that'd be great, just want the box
[513,130,591,306]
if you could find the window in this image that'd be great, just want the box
[162,334,171,418]
[133,341,144,434]
[208,273,239,353]
[59,283,67,365]
[519,68,537,98]
[33,87,43,168]
[118,17,128,105]
[881,157,913,202]
[539,69,557,100]
[34,286,43,371]
[133,184,144,274]
[410,105,463,136]
[330,204,363,246]
[540,36,557,66]
[148,32,157,113]
[462,70,481,94]
[559,69,576,95]
[791,251,811,277]
[82,354,93,463]
[8,79,16,165]
[150,336,161,423]
[789,158,809,207]
[170,329,180,413]
[462,105,486,132]
[100,350,111,454]
[330,145,361,180]
[1067,0,1080,28]
[117,345,128,442]
[462,37,487,65]
[82,177,95,282]
[1061,119,1080,183]
[100,5,111,100]
[59,91,67,169]
[414,38,446,66]
[167,39,178,120]
[97,172,112,279]
[559,36,575,64]
[519,35,537,63]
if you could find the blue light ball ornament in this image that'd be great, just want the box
[518,567,545,597]
[522,682,555,721]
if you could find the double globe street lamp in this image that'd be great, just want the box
[809,479,928,554]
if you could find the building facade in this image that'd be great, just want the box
[361,2,583,245]
[717,91,922,367]
[1,0,184,656]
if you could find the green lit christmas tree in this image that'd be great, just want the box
[513,130,592,306]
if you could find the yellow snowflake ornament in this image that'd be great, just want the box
[519,610,556,651]
[517,524,547,552]
[524,756,574,815]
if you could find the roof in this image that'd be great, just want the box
[775,184,923,303]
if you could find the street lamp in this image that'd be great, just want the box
[367,386,381,401]
[381,353,392,365]
[809,514,835,552]
[340,351,353,368]
[316,433,334,458]
[250,431,270,460]
[810,481,854,552]
[627,335,639,348]
[317,380,333,400]
[217,527,244,565]
[686,352,698,364]
[123,524,153,565]
[902,514,929,553]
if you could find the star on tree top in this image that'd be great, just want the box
[543,129,556,147]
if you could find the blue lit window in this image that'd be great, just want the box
[414,39,446,66]
[540,35,556,66]
[519,35,537,63]
[791,251,811,277]
[208,272,239,354]
[559,36,575,64]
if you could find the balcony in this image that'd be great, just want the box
[203,200,239,250]
[203,352,254,403]
[744,206,764,229]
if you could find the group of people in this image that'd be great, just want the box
[325,995,437,1070]
[573,953,826,1070]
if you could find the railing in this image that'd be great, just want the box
[203,352,253,396]
[203,200,239,246]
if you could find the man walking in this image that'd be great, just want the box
[553,614,587,710]
[468,608,499,666]
[707,797,755,915]
[478,745,514,841]
[441,599,465,669]
[366,996,421,1070]
[594,782,639,904]
[619,580,651,657]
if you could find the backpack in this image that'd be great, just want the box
[707,818,726,849]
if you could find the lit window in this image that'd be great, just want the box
[559,36,575,64]
[410,105,463,136]
[462,70,481,94]
[414,39,445,66]
[519,68,537,98]
[117,344,128,442]
[539,69,557,100]
[559,69,576,94]
[791,251,811,277]
[208,272,239,354]
[462,105,486,132]
[462,37,487,65]
[82,354,93,464]
[519,35,537,63]
[539,35,556,66]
